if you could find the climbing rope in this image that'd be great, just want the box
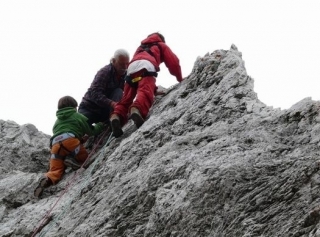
[31,129,114,237]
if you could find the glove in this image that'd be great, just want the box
[94,122,106,132]
[110,101,117,108]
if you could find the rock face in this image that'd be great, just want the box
[1,45,320,237]
[0,121,50,179]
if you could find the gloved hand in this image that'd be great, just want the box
[94,122,106,133]
[110,101,117,108]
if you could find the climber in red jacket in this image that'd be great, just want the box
[110,32,183,137]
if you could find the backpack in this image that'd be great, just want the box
[137,42,164,62]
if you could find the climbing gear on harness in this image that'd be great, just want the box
[50,143,80,159]
[50,133,75,147]
[50,133,80,160]
[34,177,53,198]
[125,71,158,87]
[110,114,123,138]
[130,107,144,128]
[64,156,82,170]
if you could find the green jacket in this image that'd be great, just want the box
[52,107,104,140]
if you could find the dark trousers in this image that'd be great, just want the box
[78,88,123,127]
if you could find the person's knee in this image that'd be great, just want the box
[112,88,124,102]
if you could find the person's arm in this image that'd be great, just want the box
[88,66,114,107]
[161,43,183,82]
[78,113,105,136]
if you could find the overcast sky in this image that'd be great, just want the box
[1,1,319,135]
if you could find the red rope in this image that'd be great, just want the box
[31,128,110,237]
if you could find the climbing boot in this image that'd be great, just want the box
[34,177,52,198]
[84,135,95,150]
[64,156,81,170]
[110,114,123,138]
[130,107,144,128]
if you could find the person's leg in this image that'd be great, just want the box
[45,158,65,184]
[100,109,111,125]
[34,142,65,198]
[111,88,124,102]
[45,138,81,184]
[34,138,83,197]
[100,88,125,124]
[75,144,89,163]
[112,83,137,125]
[78,105,101,127]
[64,143,88,170]
[132,76,156,119]
[61,138,87,170]
[110,84,137,137]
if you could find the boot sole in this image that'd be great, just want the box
[111,119,123,138]
[130,113,144,128]
[34,178,49,198]
[83,157,94,169]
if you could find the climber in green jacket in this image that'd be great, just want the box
[34,95,105,198]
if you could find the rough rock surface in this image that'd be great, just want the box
[0,121,50,178]
[1,45,320,237]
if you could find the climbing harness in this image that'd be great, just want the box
[125,70,158,87]
[51,133,75,146]
[50,132,80,159]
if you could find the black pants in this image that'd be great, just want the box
[78,88,123,127]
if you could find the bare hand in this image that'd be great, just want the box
[110,101,117,108]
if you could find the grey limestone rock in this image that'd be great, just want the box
[1,45,320,237]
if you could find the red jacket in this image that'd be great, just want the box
[130,34,183,82]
